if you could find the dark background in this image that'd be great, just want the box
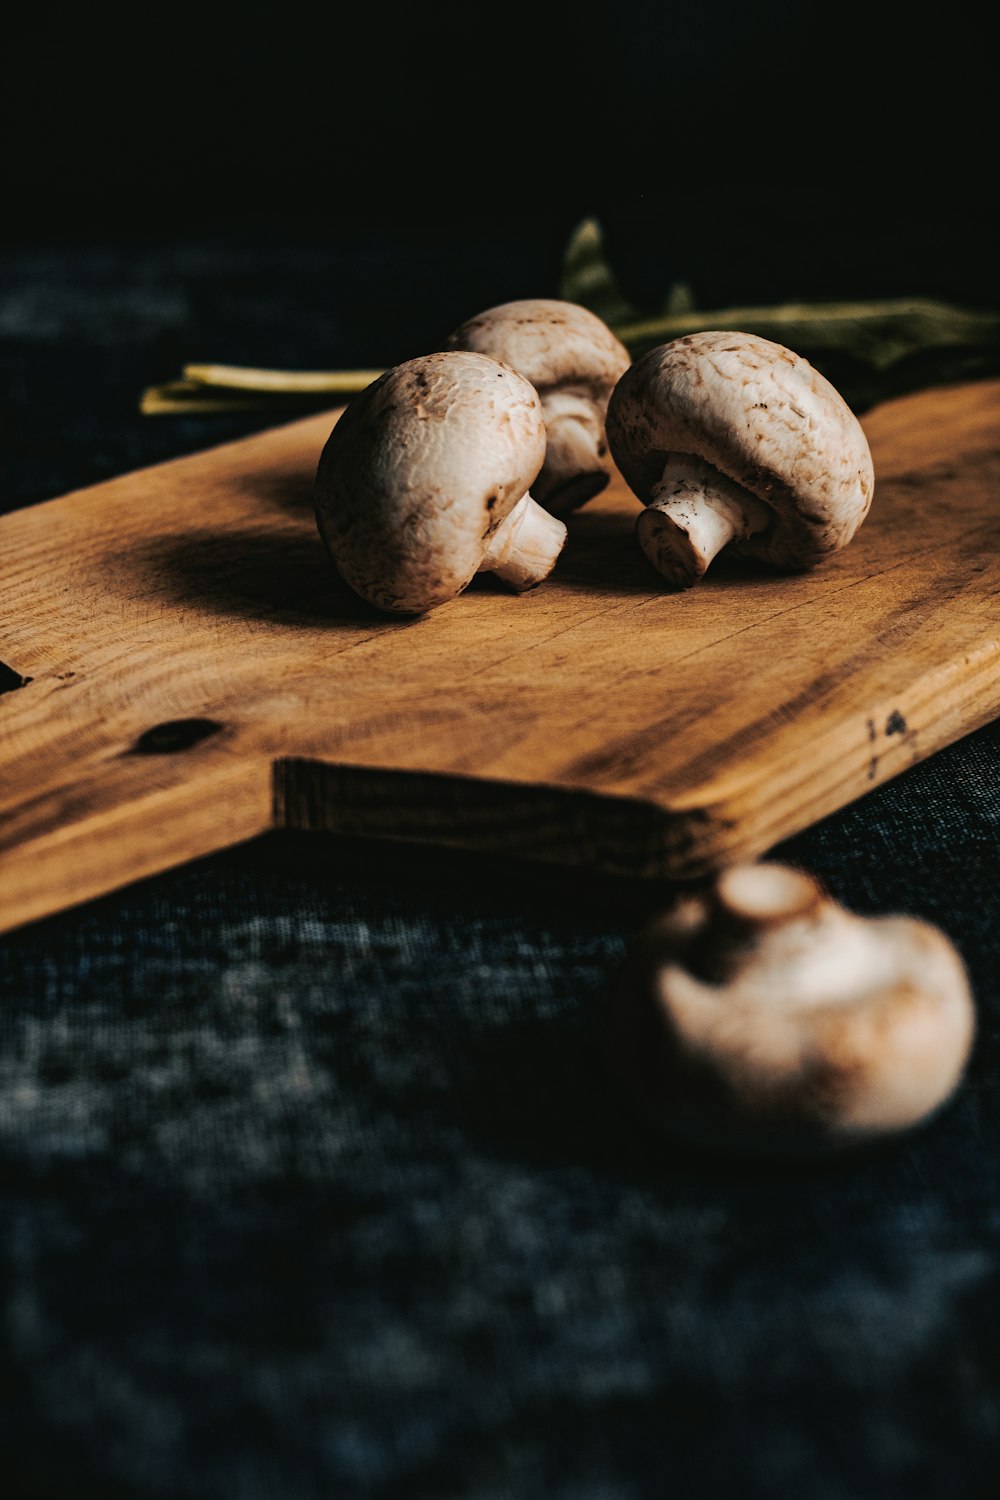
[3,2,995,310]
[3,8,1000,1500]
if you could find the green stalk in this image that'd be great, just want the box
[613,298,1000,369]
[183,364,383,394]
[137,211,1000,417]
[139,369,383,414]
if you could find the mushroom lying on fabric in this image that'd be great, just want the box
[609,862,975,1155]
[445,298,631,515]
[605,330,875,589]
[314,351,567,615]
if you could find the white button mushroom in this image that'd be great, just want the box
[445,298,631,515]
[605,330,875,589]
[314,351,567,614]
[610,862,975,1156]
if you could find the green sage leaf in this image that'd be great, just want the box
[558,216,642,328]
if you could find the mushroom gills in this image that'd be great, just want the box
[478,493,568,592]
[535,390,611,513]
[637,455,771,589]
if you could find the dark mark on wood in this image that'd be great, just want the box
[866,718,878,777]
[0,662,32,696]
[886,710,908,735]
[130,718,223,755]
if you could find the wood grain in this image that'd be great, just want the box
[2,379,999,934]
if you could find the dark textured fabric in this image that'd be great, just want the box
[1,239,999,1500]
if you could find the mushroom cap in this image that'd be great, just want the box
[610,863,975,1156]
[445,298,630,403]
[314,350,546,614]
[605,330,875,569]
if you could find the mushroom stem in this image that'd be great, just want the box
[715,863,823,926]
[637,456,771,589]
[536,391,609,513]
[478,493,568,592]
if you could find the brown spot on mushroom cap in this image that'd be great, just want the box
[605,330,875,570]
[314,351,546,614]
[445,298,630,400]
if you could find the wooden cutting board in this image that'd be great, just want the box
[2,379,999,934]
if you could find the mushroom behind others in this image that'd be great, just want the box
[610,862,975,1156]
[314,351,567,615]
[445,298,631,515]
[605,330,875,589]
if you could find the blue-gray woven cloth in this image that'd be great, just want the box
[1,238,998,1500]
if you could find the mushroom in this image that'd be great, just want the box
[609,861,975,1155]
[314,350,567,614]
[445,298,631,515]
[604,330,875,589]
